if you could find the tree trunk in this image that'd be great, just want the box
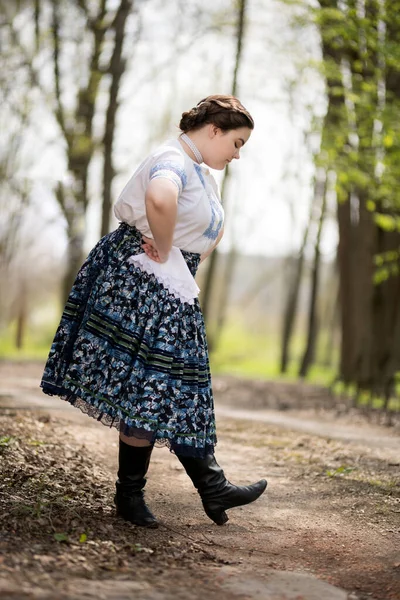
[316,0,351,383]
[280,201,313,374]
[15,282,27,350]
[299,169,327,377]
[56,181,85,304]
[374,0,400,401]
[200,0,247,349]
[351,191,376,391]
[62,219,85,305]
[51,0,109,299]
[336,193,353,383]
[100,0,133,237]
[347,0,379,395]
[321,274,340,369]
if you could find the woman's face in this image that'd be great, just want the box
[203,126,252,170]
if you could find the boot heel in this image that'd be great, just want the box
[205,506,229,526]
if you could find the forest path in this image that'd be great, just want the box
[0,361,399,600]
[1,366,399,460]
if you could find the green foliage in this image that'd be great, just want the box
[0,436,15,447]
[128,543,154,554]
[0,315,59,359]
[331,379,400,411]
[374,267,399,284]
[374,248,400,284]
[54,532,69,543]
[308,0,400,222]
[326,465,356,478]
[70,134,94,161]
[210,317,337,386]
[374,214,400,232]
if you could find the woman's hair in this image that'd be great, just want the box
[179,95,254,133]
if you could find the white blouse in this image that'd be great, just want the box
[114,138,224,255]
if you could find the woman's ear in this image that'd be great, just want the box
[208,123,220,138]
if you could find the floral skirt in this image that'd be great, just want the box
[41,223,216,458]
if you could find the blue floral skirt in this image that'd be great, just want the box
[41,223,216,458]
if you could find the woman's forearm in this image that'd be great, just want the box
[145,179,178,260]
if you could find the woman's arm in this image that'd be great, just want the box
[199,227,224,263]
[144,178,179,262]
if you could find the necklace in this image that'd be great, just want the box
[180,133,203,164]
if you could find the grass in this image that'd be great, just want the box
[1,312,336,386]
[331,379,400,412]
[1,310,399,411]
[0,316,58,361]
[209,318,337,386]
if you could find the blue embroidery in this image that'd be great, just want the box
[150,161,187,195]
[194,163,206,189]
[194,164,223,241]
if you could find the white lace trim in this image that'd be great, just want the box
[127,246,200,305]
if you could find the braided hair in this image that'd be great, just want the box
[179,95,254,133]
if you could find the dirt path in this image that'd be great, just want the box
[216,406,400,459]
[1,361,399,600]
[2,371,399,458]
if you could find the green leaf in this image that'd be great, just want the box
[383,133,394,148]
[0,436,14,446]
[326,465,355,477]
[374,213,400,232]
[79,533,87,543]
[374,267,390,285]
[54,533,69,543]
[366,200,376,211]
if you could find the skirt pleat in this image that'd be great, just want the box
[41,223,216,458]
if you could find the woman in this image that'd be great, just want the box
[41,95,267,528]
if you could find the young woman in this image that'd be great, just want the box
[41,95,267,528]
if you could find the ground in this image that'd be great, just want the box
[0,361,399,600]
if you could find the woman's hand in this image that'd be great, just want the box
[141,236,168,263]
[145,179,178,261]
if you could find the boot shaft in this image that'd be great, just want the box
[117,439,154,490]
[115,439,158,528]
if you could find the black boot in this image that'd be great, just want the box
[114,440,158,528]
[177,453,267,526]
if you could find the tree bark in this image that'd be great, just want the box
[280,199,313,374]
[347,0,379,394]
[50,0,109,302]
[100,0,133,237]
[336,195,353,383]
[200,0,247,349]
[15,282,27,350]
[314,0,349,379]
[321,271,340,368]
[299,169,327,377]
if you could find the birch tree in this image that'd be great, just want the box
[1,0,135,302]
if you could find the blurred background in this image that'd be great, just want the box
[1,0,399,415]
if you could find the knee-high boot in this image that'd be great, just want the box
[114,440,158,528]
[177,453,267,525]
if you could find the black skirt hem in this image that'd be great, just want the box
[41,382,216,458]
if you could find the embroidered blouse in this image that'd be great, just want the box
[114,138,224,255]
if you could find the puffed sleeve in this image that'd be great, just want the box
[148,147,187,195]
